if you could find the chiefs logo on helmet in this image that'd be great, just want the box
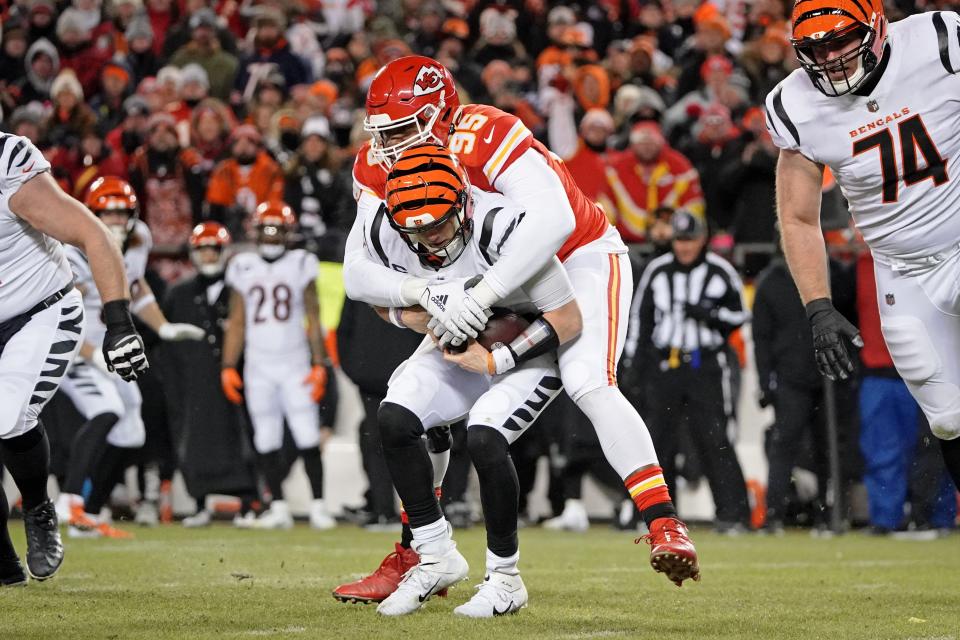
[413,65,444,96]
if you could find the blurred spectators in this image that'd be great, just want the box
[233,7,310,101]
[206,124,284,239]
[169,8,239,101]
[605,121,704,242]
[128,112,205,282]
[45,69,97,148]
[56,7,112,98]
[678,103,743,231]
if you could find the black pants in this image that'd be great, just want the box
[767,382,828,524]
[644,360,750,526]
[358,392,397,518]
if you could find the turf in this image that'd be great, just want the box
[3,523,959,640]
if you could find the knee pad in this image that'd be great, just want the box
[467,425,509,469]
[425,425,451,454]
[378,402,424,450]
[881,315,940,384]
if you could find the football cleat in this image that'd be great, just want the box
[232,511,257,529]
[543,499,590,533]
[638,517,700,587]
[182,509,213,528]
[134,500,159,527]
[333,543,420,604]
[0,557,28,587]
[454,572,528,618]
[309,500,336,531]
[376,543,469,616]
[55,493,81,524]
[252,501,293,530]
[23,500,64,581]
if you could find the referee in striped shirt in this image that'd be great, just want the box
[624,209,751,533]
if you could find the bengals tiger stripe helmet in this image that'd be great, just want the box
[85,176,139,246]
[364,56,461,169]
[189,222,232,277]
[790,0,888,96]
[385,144,472,268]
[253,201,296,259]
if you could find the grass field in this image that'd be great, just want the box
[3,522,960,640]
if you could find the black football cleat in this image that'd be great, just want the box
[23,500,64,581]
[0,557,28,587]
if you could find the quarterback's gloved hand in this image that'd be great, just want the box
[221,367,244,404]
[419,277,495,341]
[158,322,206,341]
[427,316,465,351]
[805,298,863,381]
[102,300,149,381]
[304,365,328,403]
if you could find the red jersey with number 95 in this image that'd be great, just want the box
[353,104,610,262]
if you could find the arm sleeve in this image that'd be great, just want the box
[342,192,417,307]
[519,256,575,313]
[482,149,576,299]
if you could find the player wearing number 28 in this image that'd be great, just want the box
[221,201,332,530]
[770,0,960,489]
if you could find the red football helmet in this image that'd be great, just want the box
[791,0,887,96]
[384,144,472,268]
[189,222,232,276]
[364,55,461,169]
[85,176,139,245]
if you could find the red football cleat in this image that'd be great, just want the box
[638,517,701,587]
[332,543,448,603]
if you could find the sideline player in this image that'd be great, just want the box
[335,56,698,603]
[221,201,334,531]
[769,1,960,489]
[57,177,204,539]
[1,135,146,586]
[351,145,583,617]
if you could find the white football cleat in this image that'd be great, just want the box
[135,501,159,527]
[252,501,294,530]
[376,544,469,616]
[542,499,589,533]
[183,509,213,528]
[308,500,336,530]
[454,572,528,618]
[232,511,257,529]
[55,493,81,524]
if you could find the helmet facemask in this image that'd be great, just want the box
[389,188,473,269]
[96,206,138,249]
[256,220,289,260]
[365,98,447,170]
[793,17,885,96]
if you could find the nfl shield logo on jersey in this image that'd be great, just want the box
[885,293,896,306]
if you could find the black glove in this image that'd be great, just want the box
[101,299,149,381]
[805,297,863,381]
[758,374,777,408]
[684,299,720,325]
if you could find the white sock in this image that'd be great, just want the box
[429,449,449,489]
[486,548,519,576]
[575,386,659,479]
[411,517,452,556]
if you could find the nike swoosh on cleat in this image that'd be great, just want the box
[419,577,442,602]
[493,603,514,616]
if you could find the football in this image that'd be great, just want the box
[446,308,530,353]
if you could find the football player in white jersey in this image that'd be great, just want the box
[221,201,334,531]
[346,145,583,617]
[0,135,146,586]
[769,0,960,489]
[55,177,205,539]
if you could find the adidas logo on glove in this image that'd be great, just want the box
[431,294,448,311]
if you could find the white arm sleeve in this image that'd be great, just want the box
[342,191,424,307]
[520,256,575,313]
[484,149,576,299]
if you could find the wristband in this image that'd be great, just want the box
[388,307,406,329]
[102,299,134,329]
[488,345,517,375]
[130,293,156,314]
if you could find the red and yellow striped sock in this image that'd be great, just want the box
[625,466,677,525]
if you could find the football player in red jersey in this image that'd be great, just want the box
[334,56,699,604]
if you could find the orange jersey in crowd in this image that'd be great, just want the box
[206,151,285,216]
[353,103,609,262]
